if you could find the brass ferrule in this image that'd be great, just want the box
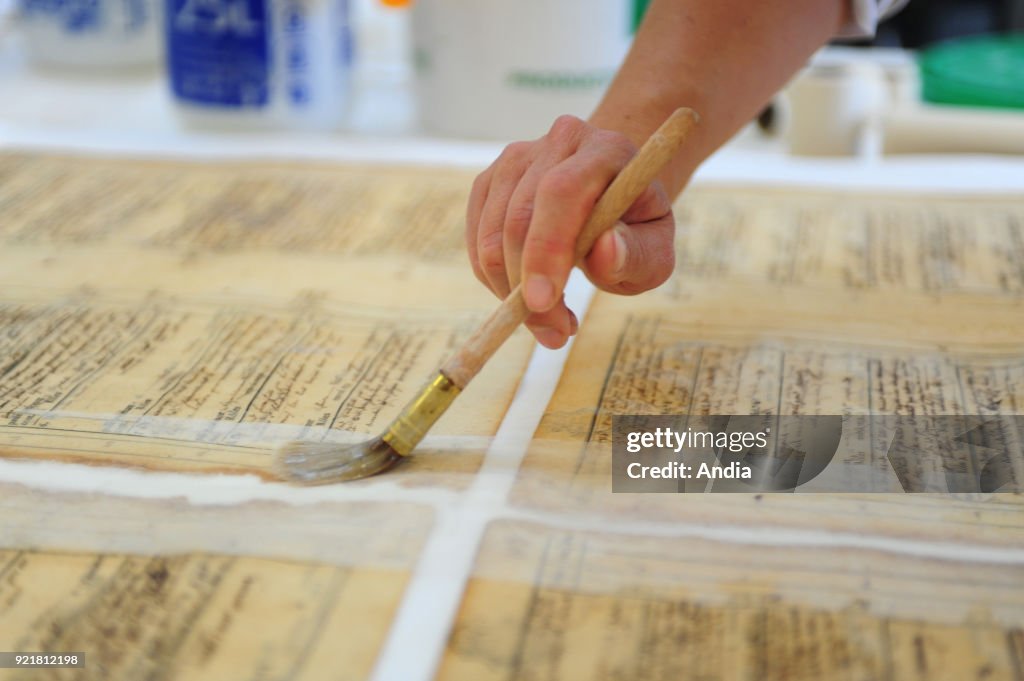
[381,372,462,456]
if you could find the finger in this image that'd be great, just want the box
[583,213,676,295]
[502,160,573,291]
[465,165,494,286]
[583,181,675,294]
[503,116,592,291]
[523,299,575,349]
[476,142,533,299]
[519,133,635,313]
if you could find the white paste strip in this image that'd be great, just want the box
[368,271,596,681]
[505,506,1024,567]
[0,457,460,507]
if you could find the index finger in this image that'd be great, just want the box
[519,137,634,312]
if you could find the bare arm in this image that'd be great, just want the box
[592,0,850,197]
[466,0,851,349]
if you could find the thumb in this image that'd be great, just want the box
[582,218,676,295]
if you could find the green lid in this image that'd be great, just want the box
[919,33,1024,110]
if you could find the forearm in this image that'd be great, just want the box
[589,0,850,197]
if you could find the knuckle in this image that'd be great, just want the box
[591,129,637,169]
[547,115,585,145]
[524,231,573,259]
[470,171,489,196]
[593,128,636,153]
[498,141,532,164]
[505,201,533,236]
[478,230,506,273]
[540,167,604,215]
[481,259,506,278]
[537,169,582,202]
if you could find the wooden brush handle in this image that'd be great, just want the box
[442,107,700,389]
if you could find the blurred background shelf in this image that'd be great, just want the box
[0,0,1023,191]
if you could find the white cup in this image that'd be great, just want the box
[784,59,887,157]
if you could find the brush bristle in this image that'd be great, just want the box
[274,437,404,484]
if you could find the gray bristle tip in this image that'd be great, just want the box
[273,437,404,484]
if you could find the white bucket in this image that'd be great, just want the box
[412,0,635,140]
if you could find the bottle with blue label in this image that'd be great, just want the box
[166,0,353,129]
[18,0,162,68]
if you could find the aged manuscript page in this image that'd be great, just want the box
[0,153,534,485]
[0,151,536,681]
[441,187,1024,680]
[1,154,1022,680]
[0,483,433,681]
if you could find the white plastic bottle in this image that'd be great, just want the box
[166,0,353,129]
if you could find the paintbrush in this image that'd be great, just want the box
[276,107,700,484]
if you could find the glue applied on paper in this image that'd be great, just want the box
[438,519,1024,680]
[511,188,1024,517]
[0,483,433,681]
[435,186,1024,679]
[1,153,1023,680]
[0,154,533,486]
[0,151,529,681]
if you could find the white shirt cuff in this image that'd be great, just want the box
[837,0,910,38]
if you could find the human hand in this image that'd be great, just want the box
[466,115,676,349]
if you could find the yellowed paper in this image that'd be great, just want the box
[437,187,1024,680]
[0,154,533,485]
[0,483,433,681]
[512,187,1024,541]
[438,520,1024,681]
[3,155,1024,680]
[0,153,473,258]
[671,186,1024,298]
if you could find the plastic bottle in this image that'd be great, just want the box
[165,0,353,129]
